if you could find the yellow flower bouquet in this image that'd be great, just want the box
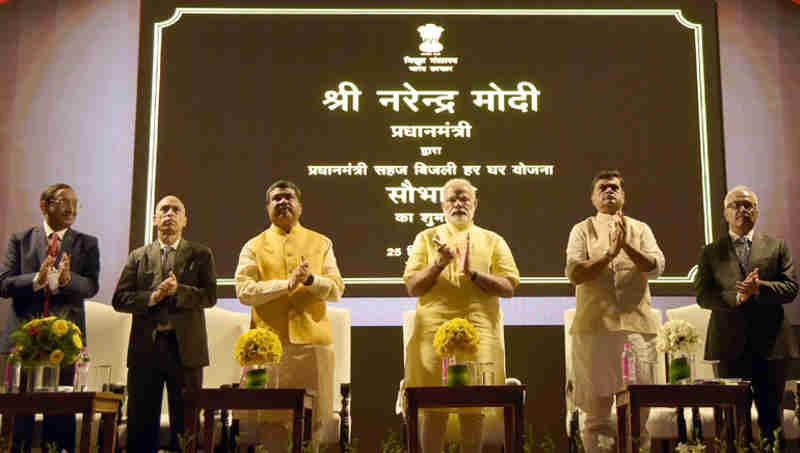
[433,318,480,386]
[433,318,480,358]
[9,315,82,367]
[234,327,283,389]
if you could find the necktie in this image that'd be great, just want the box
[43,233,60,316]
[161,246,174,277]
[735,237,750,269]
[47,233,60,257]
[158,246,174,325]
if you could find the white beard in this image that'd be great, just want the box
[448,215,471,227]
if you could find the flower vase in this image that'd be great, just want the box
[668,352,694,384]
[242,364,278,389]
[443,356,471,387]
[25,364,60,392]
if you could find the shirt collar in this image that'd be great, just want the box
[269,222,301,237]
[43,221,68,240]
[445,221,473,234]
[158,236,181,250]
[729,229,754,243]
[594,212,617,225]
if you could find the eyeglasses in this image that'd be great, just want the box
[726,201,756,212]
[50,198,81,210]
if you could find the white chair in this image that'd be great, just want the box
[321,306,352,448]
[396,310,523,448]
[564,307,686,451]
[216,306,352,450]
[82,300,133,448]
[665,305,800,443]
[96,303,248,450]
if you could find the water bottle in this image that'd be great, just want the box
[621,343,637,385]
[73,347,90,392]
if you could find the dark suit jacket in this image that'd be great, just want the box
[112,239,216,368]
[0,226,100,352]
[695,232,799,360]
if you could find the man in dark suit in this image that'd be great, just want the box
[0,183,100,453]
[112,195,216,453]
[696,185,798,446]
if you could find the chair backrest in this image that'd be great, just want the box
[328,306,351,413]
[401,309,507,364]
[204,306,251,388]
[84,300,132,387]
[665,305,715,380]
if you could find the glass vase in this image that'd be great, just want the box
[242,364,278,389]
[25,364,61,392]
[0,353,21,393]
[443,356,471,387]
[668,352,695,384]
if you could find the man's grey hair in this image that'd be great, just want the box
[442,178,478,198]
[724,185,759,208]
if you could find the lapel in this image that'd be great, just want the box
[146,241,163,280]
[721,235,746,279]
[747,232,766,274]
[57,229,75,266]
[172,239,190,279]
[34,226,48,266]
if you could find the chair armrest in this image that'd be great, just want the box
[340,382,352,451]
[567,408,581,453]
[787,379,800,423]
[396,379,407,417]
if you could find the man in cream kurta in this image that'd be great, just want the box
[565,170,665,453]
[404,178,520,453]
[235,180,345,451]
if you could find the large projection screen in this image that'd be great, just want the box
[132,1,726,302]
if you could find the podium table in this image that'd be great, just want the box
[616,383,752,453]
[0,391,122,453]
[404,385,526,453]
[183,388,314,453]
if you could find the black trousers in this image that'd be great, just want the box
[126,331,203,453]
[13,364,77,453]
[715,354,787,446]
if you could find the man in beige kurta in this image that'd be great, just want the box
[404,178,520,453]
[235,180,345,451]
[565,170,664,453]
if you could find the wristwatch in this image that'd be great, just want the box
[304,274,314,286]
[470,270,478,281]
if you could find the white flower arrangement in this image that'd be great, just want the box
[675,442,706,453]
[597,434,615,451]
[656,320,700,354]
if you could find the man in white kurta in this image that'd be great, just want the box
[235,180,345,452]
[565,170,665,453]
[404,178,520,453]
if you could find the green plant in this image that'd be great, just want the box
[300,439,318,453]
[177,432,196,453]
[522,425,560,453]
[379,430,404,453]
[344,437,359,453]
[537,433,556,453]
[522,423,534,453]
